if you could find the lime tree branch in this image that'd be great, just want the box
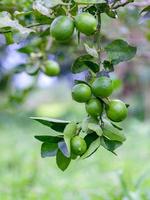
[0,22,49,34]
[112,0,135,9]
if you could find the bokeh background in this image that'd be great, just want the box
[0,1,150,199]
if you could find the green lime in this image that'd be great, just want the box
[75,13,97,35]
[71,136,87,156]
[106,99,128,122]
[44,60,60,76]
[85,98,103,118]
[92,76,113,98]
[50,16,74,41]
[72,83,92,103]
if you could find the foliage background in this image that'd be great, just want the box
[0,0,150,199]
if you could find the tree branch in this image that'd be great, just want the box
[113,0,134,9]
[0,23,49,34]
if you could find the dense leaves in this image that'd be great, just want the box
[0,11,34,43]
[0,0,137,170]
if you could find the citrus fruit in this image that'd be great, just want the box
[75,13,97,35]
[71,136,87,156]
[44,60,60,76]
[72,83,92,103]
[106,99,128,122]
[50,16,74,41]
[85,98,103,117]
[92,76,113,98]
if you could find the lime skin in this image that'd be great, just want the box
[85,98,103,118]
[72,83,92,103]
[44,60,60,76]
[106,99,128,122]
[92,76,113,98]
[75,13,97,36]
[71,136,87,156]
[50,16,74,41]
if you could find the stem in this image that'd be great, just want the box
[0,23,49,34]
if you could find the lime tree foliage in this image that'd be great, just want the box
[0,0,146,171]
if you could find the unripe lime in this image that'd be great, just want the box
[106,99,128,122]
[44,60,60,76]
[85,98,103,117]
[71,136,87,156]
[92,76,113,98]
[50,16,74,41]
[75,13,97,35]
[72,83,92,103]
[64,122,77,138]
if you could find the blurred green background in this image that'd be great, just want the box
[0,1,150,199]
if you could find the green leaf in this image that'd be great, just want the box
[81,137,100,159]
[18,46,34,54]
[111,122,123,131]
[71,55,92,73]
[41,142,58,158]
[33,1,51,17]
[4,32,14,45]
[74,0,105,4]
[105,39,137,65]
[58,141,69,157]
[63,122,77,157]
[100,136,122,155]
[84,132,99,148]
[141,6,150,14]
[56,149,71,171]
[33,0,65,21]
[31,117,70,132]
[84,43,98,58]
[44,0,65,8]
[106,10,117,19]
[103,60,114,71]
[35,135,62,143]
[74,80,90,86]
[102,120,126,142]
[88,123,103,136]
[84,61,99,73]
[71,55,99,74]
[139,11,150,24]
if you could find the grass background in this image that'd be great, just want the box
[0,111,150,200]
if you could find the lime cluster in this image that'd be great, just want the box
[72,76,128,123]
[50,13,97,41]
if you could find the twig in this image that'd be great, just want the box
[0,22,49,34]
[113,0,134,9]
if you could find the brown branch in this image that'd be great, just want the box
[0,23,49,34]
[113,0,134,9]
